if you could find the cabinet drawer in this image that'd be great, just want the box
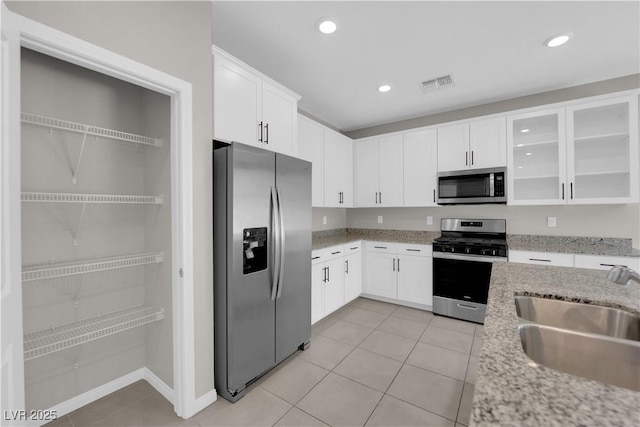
[508,250,574,267]
[344,241,362,254]
[398,244,432,257]
[367,241,397,253]
[574,254,640,271]
[312,245,344,264]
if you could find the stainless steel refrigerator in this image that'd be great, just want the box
[213,142,312,402]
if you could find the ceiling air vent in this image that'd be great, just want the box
[419,74,455,93]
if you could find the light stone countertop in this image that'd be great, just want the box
[311,229,440,250]
[312,229,640,258]
[471,262,640,426]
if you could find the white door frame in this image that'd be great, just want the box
[0,7,197,419]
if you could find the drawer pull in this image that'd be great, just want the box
[529,258,551,262]
[331,251,342,255]
[600,263,626,268]
[456,303,478,310]
[374,246,387,249]
[406,248,421,252]
[312,256,320,260]
[349,246,359,250]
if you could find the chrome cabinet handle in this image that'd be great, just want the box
[345,260,349,274]
[264,123,269,144]
[465,151,468,166]
[259,121,264,143]
[471,150,474,165]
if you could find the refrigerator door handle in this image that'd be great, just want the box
[270,186,281,301]
[275,186,286,299]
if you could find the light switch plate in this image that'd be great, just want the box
[377,215,383,224]
[427,216,433,226]
[547,216,557,227]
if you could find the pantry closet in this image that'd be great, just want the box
[1,8,198,420]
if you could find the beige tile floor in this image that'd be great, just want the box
[47,297,483,427]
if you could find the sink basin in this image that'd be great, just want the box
[515,295,640,340]
[518,323,640,391]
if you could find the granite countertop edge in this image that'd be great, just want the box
[312,228,640,257]
[470,262,640,426]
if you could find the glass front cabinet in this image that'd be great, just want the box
[507,95,638,205]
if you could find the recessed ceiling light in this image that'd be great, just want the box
[318,19,337,34]
[525,152,533,156]
[544,32,572,47]
[378,85,391,93]
[516,144,524,147]
[520,128,530,133]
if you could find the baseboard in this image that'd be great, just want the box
[26,368,146,426]
[191,388,218,417]
[24,368,179,427]
[143,367,175,404]
[359,293,432,311]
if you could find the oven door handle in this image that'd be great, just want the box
[456,303,479,311]
[432,252,507,263]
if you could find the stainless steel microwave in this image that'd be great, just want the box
[437,167,507,205]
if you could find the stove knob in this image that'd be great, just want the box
[464,248,470,254]
[492,249,498,256]
[450,246,456,253]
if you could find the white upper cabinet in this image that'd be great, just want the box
[298,116,324,207]
[566,97,638,204]
[437,124,469,172]
[437,117,506,172]
[298,114,353,207]
[354,139,380,207]
[378,135,404,206]
[213,47,300,156]
[508,108,567,205]
[324,130,353,207]
[403,129,438,206]
[508,94,638,205]
[354,135,403,207]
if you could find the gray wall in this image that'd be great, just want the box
[7,1,215,399]
[312,207,347,231]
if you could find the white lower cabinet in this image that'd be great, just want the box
[508,250,574,267]
[343,242,363,303]
[311,245,345,324]
[573,254,640,271]
[364,242,433,307]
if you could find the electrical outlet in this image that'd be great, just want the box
[322,215,327,225]
[427,216,433,226]
[377,215,383,224]
[547,216,557,227]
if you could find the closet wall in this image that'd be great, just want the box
[20,48,173,411]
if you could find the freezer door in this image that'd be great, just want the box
[274,153,312,363]
[226,144,276,393]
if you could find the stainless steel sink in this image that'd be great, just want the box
[518,323,640,391]
[515,295,640,340]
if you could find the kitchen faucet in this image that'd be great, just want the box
[606,265,640,285]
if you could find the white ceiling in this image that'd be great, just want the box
[212,1,640,132]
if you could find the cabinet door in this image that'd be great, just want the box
[311,262,325,324]
[397,255,432,306]
[324,131,348,207]
[404,129,438,206]
[353,140,379,207]
[437,124,469,172]
[378,135,404,206]
[324,257,345,315]
[507,109,566,205]
[365,252,397,299]
[262,80,297,156]
[344,252,362,303]
[339,137,354,207]
[298,117,325,207]
[213,54,260,146]
[469,117,507,169]
[566,97,638,204]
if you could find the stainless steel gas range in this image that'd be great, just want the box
[432,218,507,324]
